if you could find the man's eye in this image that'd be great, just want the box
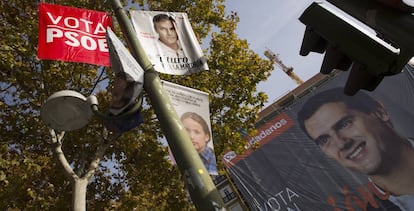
[338,117,353,130]
[316,136,329,146]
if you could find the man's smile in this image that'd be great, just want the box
[346,141,367,161]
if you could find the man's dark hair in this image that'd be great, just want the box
[152,14,175,27]
[297,87,382,140]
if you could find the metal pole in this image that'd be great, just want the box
[109,1,225,210]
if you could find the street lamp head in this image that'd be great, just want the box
[40,90,92,131]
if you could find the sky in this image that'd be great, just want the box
[125,0,325,107]
[225,0,324,107]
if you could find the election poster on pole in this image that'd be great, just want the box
[38,3,112,66]
[162,81,218,175]
[106,27,144,115]
[130,11,208,75]
[103,27,144,133]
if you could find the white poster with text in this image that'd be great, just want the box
[162,80,217,175]
[130,11,208,75]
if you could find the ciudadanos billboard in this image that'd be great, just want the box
[223,65,414,211]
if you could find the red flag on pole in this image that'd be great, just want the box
[37,3,113,66]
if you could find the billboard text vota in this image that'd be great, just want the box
[225,65,414,211]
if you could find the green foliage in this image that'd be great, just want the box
[0,0,273,209]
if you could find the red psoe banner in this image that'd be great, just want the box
[38,3,113,66]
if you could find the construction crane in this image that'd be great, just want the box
[264,49,304,85]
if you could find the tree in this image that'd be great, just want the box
[0,0,273,210]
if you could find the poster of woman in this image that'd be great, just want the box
[161,80,218,175]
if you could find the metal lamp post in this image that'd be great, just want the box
[40,90,93,131]
[109,0,225,210]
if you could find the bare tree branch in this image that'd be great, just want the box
[50,129,78,181]
[83,128,121,180]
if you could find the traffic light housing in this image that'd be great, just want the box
[299,0,414,95]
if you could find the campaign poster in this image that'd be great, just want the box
[223,65,414,210]
[37,3,112,66]
[106,27,144,115]
[130,11,208,75]
[103,28,144,133]
[162,80,218,175]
